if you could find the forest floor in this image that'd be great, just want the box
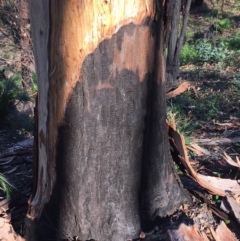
[0,0,240,241]
[0,1,35,240]
[163,0,240,240]
[168,0,240,183]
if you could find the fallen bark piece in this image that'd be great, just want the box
[168,122,240,197]
[0,138,34,158]
[210,221,238,241]
[223,152,240,168]
[196,174,240,197]
[0,198,9,209]
[166,81,190,99]
[226,196,240,224]
[187,143,211,156]
[194,137,240,146]
[168,223,210,241]
[222,129,240,138]
[0,217,26,241]
[216,122,233,127]
[190,85,199,98]
[220,199,231,214]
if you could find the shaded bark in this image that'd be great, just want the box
[26,1,191,240]
[18,0,33,89]
[165,0,191,84]
[192,0,204,6]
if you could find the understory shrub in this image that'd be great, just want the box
[180,39,232,65]
[195,39,229,62]
[0,72,30,125]
[180,43,198,65]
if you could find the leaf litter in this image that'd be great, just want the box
[164,1,240,237]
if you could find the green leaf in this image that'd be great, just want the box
[225,219,231,224]
[0,173,15,198]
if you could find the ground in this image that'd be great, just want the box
[164,0,240,240]
[168,0,240,180]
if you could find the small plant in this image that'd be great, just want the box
[0,173,14,198]
[233,72,240,86]
[225,219,231,224]
[174,163,183,174]
[214,195,221,203]
[0,72,30,125]
[216,18,232,32]
[195,39,229,62]
[226,34,240,50]
[180,43,198,65]
[185,29,195,39]
[167,101,193,144]
[213,171,221,177]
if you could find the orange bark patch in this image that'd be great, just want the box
[168,223,210,241]
[50,0,156,127]
[112,26,154,83]
[96,82,113,90]
[166,81,190,99]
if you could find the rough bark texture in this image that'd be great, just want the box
[165,0,191,85]
[18,0,33,90]
[26,1,191,240]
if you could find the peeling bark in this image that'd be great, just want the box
[27,0,50,219]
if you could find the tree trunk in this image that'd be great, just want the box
[165,0,191,85]
[26,1,191,240]
[18,0,33,90]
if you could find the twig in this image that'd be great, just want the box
[194,137,240,146]
[0,29,15,45]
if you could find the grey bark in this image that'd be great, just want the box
[166,0,192,84]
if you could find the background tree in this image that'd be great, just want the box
[165,0,192,84]
[18,0,33,90]
[26,1,191,240]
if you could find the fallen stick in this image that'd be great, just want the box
[194,137,240,146]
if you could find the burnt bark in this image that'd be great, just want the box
[26,1,191,240]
